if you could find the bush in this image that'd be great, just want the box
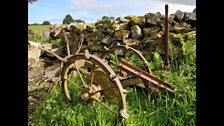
[42,21,51,25]
[63,14,74,24]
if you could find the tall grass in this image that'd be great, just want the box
[29,34,196,126]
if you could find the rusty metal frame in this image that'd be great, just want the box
[102,45,151,74]
[119,61,174,93]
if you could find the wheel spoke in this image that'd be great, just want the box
[91,86,112,94]
[114,52,119,67]
[64,78,82,90]
[74,65,88,87]
[90,64,95,87]
[95,99,117,115]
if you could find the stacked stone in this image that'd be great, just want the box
[49,8,196,59]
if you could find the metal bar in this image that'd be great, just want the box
[75,33,85,55]
[164,4,169,70]
[38,46,64,61]
[119,61,174,93]
[62,30,71,56]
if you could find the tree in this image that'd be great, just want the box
[42,21,51,25]
[63,14,74,24]
[74,19,85,23]
[28,0,37,4]
[102,16,115,20]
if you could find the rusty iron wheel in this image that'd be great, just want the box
[101,45,158,97]
[61,53,129,119]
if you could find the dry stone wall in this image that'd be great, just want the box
[49,9,196,59]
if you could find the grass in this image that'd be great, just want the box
[28,34,196,126]
[28,25,52,35]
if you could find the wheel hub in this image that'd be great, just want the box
[80,84,101,101]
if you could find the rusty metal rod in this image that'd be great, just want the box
[75,33,85,54]
[119,61,174,93]
[164,4,169,70]
[62,30,71,56]
[38,46,64,61]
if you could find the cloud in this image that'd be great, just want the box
[67,0,157,15]
[158,0,196,6]
[65,0,196,23]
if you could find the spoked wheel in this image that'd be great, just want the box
[61,53,129,119]
[101,45,158,97]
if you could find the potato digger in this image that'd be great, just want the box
[37,4,174,120]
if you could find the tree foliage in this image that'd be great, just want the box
[28,0,37,4]
[62,14,74,24]
[42,21,51,25]
[102,16,115,20]
[74,19,85,23]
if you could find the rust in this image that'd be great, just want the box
[61,53,128,119]
[164,4,169,70]
[101,45,151,74]
[75,33,85,54]
[119,61,174,93]
[62,30,71,56]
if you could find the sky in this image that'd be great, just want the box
[28,0,196,24]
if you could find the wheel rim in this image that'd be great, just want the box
[61,53,129,119]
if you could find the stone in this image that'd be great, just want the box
[95,19,114,30]
[93,51,104,57]
[173,22,191,33]
[28,41,41,48]
[119,22,129,30]
[101,35,113,45]
[43,63,61,79]
[169,14,176,21]
[107,24,120,34]
[85,31,105,41]
[123,39,141,46]
[113,30,130,41]
[45,48,62,57]
[51,77,59,83]
[28,65,44,84]
[125,16,145,27]
[103,19,114,28]
[116,16,129,23]
[143,26,161,37]
[144,12,162,26]
[193,8,196,13]
[142,33,164,47]
[183,10,196,27]
[69,22,86,32]
[131,25,143,40]
[42,44,54,50]
[87,41,101,47]
[83,25,97,34]
[174,10,185,22]
[89,45,105,51]
[80,44,88,52]
[28,41,42,67]
[186,31,196,40]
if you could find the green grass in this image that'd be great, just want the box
[28,34,196,126]
[28,25,52,35]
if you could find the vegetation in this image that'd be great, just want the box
[102,16,115,20]
[28,0,37,4]
[28,25,52,44]
[42,21,51,25]
[28,33,196,126]
[63,14,75,24]
[74,19,85,23]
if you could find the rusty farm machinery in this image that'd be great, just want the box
[38,4,174,120]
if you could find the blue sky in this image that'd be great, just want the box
[28,0,196,24]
